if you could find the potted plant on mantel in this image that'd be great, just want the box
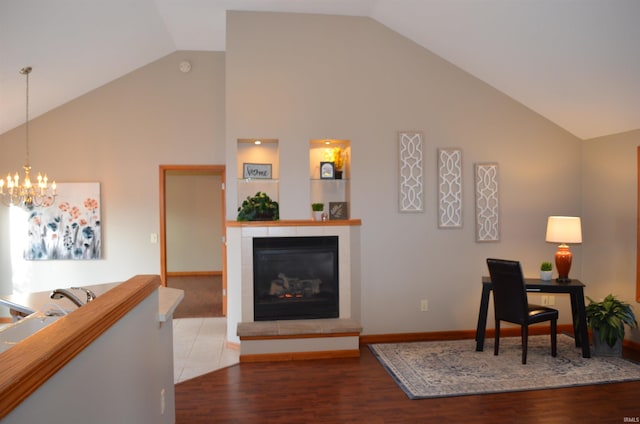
[237,192,279,221]
[585,294,637,356]
[311,203,324,221]
[540,261,553,281]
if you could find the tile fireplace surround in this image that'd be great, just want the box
[226,220,362,360]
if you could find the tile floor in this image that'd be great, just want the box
[2,317,238,384]
[172,317,239,383]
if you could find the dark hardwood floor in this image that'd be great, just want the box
[175,346,640,423]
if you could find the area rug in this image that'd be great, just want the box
[369,334,640,399]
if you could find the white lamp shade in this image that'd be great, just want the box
[545,216,582,244]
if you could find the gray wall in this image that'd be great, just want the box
[1,12,637,343]
[0,51,225,296]
[225,12,583,335]
[582,129,640,343]
[4,289,175,424]
[166,172,222,272]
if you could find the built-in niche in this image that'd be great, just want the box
[309,139,351,220]
[237,138,279,210]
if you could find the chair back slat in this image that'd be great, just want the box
[486,258,529,325]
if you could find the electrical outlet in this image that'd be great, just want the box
[420,299,429,312]
[150,233,158,244]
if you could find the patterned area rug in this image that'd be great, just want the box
[369,334,640,399]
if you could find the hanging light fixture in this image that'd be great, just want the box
[0,66,56,209]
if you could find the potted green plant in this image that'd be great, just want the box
[540,261,553,281]
[236,192,279,221]
[585,294,637,356]
[311,203,324,221]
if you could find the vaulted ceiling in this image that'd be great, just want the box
[1,0,639,140]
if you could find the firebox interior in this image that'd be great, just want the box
[253,236,339,321]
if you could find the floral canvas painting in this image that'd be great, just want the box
[24,182,101,260]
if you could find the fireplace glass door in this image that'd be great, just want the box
[253,236,339,321]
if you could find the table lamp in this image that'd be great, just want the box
[545,216,582,283]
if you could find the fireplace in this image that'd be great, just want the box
[253,236,339,321]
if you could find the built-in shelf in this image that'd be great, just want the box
[233,138,356,220]
[237,138,279,207]
[309,139,351,218]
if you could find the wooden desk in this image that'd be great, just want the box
[475,276,590,358]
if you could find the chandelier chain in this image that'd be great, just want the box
[21,66,31,167]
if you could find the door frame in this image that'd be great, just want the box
[159,164,227,315]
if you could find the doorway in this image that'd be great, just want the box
[159,165,226,316]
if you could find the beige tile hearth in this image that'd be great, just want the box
[237,318,362,338]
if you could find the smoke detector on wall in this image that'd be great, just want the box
[179,61,191,73]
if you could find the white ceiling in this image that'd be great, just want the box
[1,0,639,140]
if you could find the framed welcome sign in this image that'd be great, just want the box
[243,163,272,179]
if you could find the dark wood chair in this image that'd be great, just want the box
[486,258,558,364]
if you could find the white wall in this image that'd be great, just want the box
[166,172,222,272]
[582,129,640,343]
[0,206,10,296]
[5,12,632,342]
[0,51,225,297]
[225,12,582,335]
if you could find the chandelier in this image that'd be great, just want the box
[0,66,56,209]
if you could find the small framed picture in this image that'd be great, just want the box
[243,163,272,179]
[320,162,335,179]
[329,202,348,220]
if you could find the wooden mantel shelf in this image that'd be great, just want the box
[226,219,361,227]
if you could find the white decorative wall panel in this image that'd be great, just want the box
[398,132,424,212]
[437,148,462,228]
[474,163,500,242]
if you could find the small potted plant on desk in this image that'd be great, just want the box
[540,261,553,281]
[585,294,637,356]
[311,203,324,221]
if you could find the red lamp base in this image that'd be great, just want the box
[555,244,572,283]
